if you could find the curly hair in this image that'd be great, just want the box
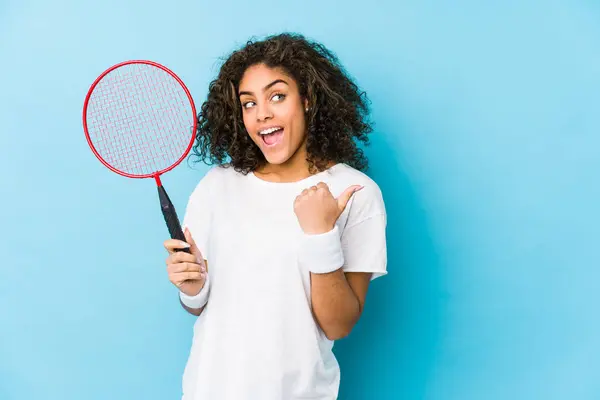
[190,32,373,174]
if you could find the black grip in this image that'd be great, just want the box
[158,185,191,254]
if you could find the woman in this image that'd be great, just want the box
[163,33,388,400]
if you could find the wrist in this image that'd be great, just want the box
[302,222,335,235]
[298,225,344,274]
[179,274,211,309]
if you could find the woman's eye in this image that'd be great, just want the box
[243,101,255,109]
[272,93,286,102]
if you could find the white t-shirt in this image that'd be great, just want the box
[180,162,388,400]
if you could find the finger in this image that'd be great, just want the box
[336,185,364,211]
[316,182,331,196]
[164,238,191,254]
[167,262,203,274]
[170,271,204,285]
[307,186,318,196]
[179,261,204,273]
[167,251,197,265]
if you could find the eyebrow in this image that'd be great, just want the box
[238,79,288,97]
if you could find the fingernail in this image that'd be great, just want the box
[356,185,364,191]
[180,241,190,248]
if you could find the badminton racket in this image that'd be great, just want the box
[82,60,196,253]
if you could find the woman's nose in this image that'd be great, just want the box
[256,103,273,122]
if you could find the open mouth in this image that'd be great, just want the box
[259,127,284,147]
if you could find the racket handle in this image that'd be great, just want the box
[157,185,191,254]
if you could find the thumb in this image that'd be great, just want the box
[184,228,203,261]
[336,185,364,212]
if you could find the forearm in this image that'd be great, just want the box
[180,301,205,316]
[310,268,361,340]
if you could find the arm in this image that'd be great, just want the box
[178,170,217,316]
[294,181,387,340]
[311,270,371,340]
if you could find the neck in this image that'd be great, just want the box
[254,143,334,183]
[255,148,310,183]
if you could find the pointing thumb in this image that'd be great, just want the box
[337,185,364,212]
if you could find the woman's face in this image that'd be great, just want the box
[238,63,308,168]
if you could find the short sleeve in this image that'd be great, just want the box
[340,184,388,280]
[181,169,215,260]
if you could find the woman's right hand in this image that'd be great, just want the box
[164,228,208,297]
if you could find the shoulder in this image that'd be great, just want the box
[330,163,385,204]
[189,165,238,201]
[201,163,238,181]
[329,164,386,224]
[189,164,240,192]
[336,161,381,184]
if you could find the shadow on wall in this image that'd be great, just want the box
[334,115,444,399]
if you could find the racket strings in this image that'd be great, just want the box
[85,63,194,176]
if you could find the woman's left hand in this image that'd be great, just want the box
[294,182,363,235]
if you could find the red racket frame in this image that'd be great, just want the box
[82,59,197,186]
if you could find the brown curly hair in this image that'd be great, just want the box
[190,32,373,174]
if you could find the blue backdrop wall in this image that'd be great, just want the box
[1,1,599,399]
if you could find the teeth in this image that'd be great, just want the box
[259,127,282,135]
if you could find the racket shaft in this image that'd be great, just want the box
[158,185,191,254]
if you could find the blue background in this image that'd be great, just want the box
[1,1,599,399]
